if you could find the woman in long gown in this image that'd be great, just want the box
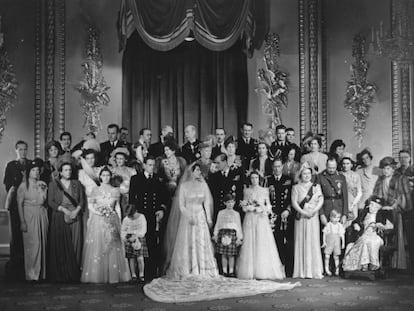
[48,162,85,282]
[165,163,218,279]
[237,171,285,280]
[81,167,131,283]
[341,156,362,221]
[356,148,380,210]
[291,163,324,279]
[17,159,49,281]
[343,196,394,272]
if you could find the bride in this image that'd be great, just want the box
[164,163,219,279]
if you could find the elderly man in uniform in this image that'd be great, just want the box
[318,157,348,226]
[265,158,294,276]
[129,156,167,281]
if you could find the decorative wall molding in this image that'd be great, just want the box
[308,0,319,135]
[391,61,400,159]
[56,0,66,135]
[34,0,42,157]
[298,0,306,139]
[400,64,411,152]
[321,0,328,150]
[45,0,55,143]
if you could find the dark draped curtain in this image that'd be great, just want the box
[122,33,248,144]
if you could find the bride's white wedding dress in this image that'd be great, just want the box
[166,180,219,279]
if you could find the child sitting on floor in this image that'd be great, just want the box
[121,204,148,282]
[213,194,243,277]
[322,209,345,276]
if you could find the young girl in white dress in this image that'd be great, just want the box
[236,171,285,280]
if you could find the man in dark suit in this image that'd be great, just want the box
[3,140,31,280]
[181,125,200,164]
[99,124,123,165]
[119,127,134,155]
[129,156,167,281]
[265,158,294,276]
[208,154,244,223]
[286,127,302,160]
[236,122,258,171]
[270,124,291,161]
[211,128,227,160]
[148,125,174,159]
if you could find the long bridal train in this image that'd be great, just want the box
[143,276,300,303]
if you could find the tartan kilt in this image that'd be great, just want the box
[125,237,149,258]
[215,229,239,256]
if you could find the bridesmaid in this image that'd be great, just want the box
[17,159,49,281]
[291,163,324,279]
[340,156,362,221]
[47,162,86,282]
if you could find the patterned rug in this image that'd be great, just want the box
[143,276,300,303]
[1,259,414,311]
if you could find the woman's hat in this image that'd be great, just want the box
[224,135,237,148]
[379,156,397,169]
[198,141,212,150]
[27,158,44,171]
[366,195,386,207]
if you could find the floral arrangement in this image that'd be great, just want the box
[95,203,115,218]
[0,17,18,142]
[344,34,377,147]
[76,25,110,134]
[240,199,266,214]
[256,33,289,129]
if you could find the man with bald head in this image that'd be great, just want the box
[181,125,200,164]
[148,125,174,158]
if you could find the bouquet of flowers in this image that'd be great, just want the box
[95,204,115,218]
[240,199,265,214]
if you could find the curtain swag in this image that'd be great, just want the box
[118,0,266,54]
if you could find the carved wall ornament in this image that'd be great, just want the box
[75,25,110,134]
[256,33,289,130]
[0,16,18,143]
[344,34,377,147]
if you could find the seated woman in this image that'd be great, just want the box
[342,196,394,272]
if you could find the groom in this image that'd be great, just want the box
[265,158,294,277]
[129,156,167,281]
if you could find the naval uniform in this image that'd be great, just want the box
[265,174,294,276]
[129,172,167,281]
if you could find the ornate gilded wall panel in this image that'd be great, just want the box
[308,0,319,134]
[298,0,306,139]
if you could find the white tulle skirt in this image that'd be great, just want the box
[80,212,131,283]
[236,212,285,280]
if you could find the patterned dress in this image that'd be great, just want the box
[81,186,131,283]
[237,186,285,280]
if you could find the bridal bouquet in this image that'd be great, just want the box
[95,204,115,218]
[240,199,264,213]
